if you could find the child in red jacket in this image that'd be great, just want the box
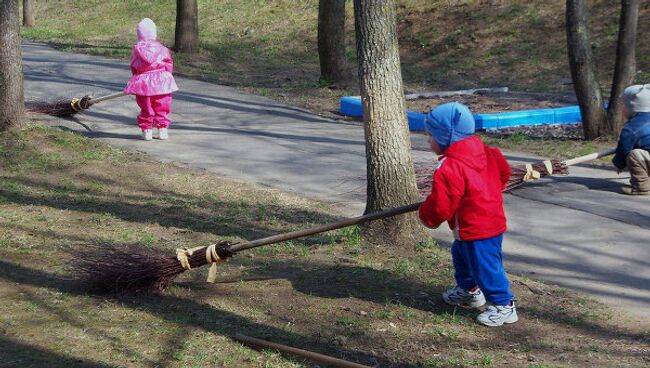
[419,102,517,327]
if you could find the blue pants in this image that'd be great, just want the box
[451,234,513,305]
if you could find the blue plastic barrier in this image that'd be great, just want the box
[340,96,363,117]
[473,114,499,130]
[339,96,584,131]
[490,109,556,129]
[553,105,582,124]
[339,96,429,131]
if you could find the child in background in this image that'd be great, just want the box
[418,102,517,327]
[612,84,650,195]
[124,18,178,141]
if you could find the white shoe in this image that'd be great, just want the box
[477,302,518,327]
[442,286,486,308]
[142,129,153,141]
[157,128,168,140]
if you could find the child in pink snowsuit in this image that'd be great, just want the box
[124,18,178,141]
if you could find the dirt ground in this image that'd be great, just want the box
[405,91,577,115]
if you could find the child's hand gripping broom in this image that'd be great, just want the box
[29,91,127,117]
[73,148,616,293]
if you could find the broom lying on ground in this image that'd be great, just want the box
[28,91,127,117]
[234,334,371,368]
[73,148,615,293]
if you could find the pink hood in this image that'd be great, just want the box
[124,19,178,96]
[137,18,157,42]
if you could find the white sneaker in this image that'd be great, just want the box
[442,286,486,308]
[477,302,518,327]
[142,129,153,141]
[157,128,168,140]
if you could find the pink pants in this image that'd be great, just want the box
[136,94,172,130]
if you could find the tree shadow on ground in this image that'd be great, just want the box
[504,225,650,307]
[211,257,649,348]
[23,48,333,125]
[31,40,323,90]
[230,257,448,315]
[0,336,120,368]
[0,260,422,368]
[0,175,343,247]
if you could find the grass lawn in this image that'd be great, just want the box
[0,125,648,367]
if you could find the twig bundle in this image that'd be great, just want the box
[505,159,568,191]
[27,91,126,117]
[415,159,568,195]
[72,241,233,293]
[28,95,93,117]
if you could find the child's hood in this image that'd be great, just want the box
[443,136,487,171]
[425,102,475,151]
[137,18,157,42]
[134,41,166,64]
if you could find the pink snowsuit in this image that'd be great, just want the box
[124,18,178,130]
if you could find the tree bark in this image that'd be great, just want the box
[174,0,199,54]
[566,0,607,140]
[353,0,425,246]
[0,0,25,130]
[318,0,350,86]
[606,0,638,134]
[22,0,34,28]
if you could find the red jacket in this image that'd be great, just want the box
[419,136,510,240]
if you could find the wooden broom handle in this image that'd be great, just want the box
[88,91,127,105]
[234,334,371,368]
[562,147,616,166]
[228,202,422,253]
[227,149,615,254]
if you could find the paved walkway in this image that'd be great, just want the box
[23,42,650,319]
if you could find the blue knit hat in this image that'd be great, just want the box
[424,102,475,151]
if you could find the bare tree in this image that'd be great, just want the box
[354,0,424,245]
[566,0,607,139]
[318,0,350,86]
[22,0,34,28]
[566,0,639,139]
[1,0,25,130]
[174,0,198,54]
[606,0,638,133]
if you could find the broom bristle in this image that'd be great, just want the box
[72,241,233,293]
[27,95,92,117]
[415,159,569,196]
[505,159,568,191]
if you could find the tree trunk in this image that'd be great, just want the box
[566,0,607,140]
[353,0,425,246]
[174,0,199,54]
[318,0,350,86]
[606,0,639,134]
[22,0,34,28]
[0,0,25,130]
